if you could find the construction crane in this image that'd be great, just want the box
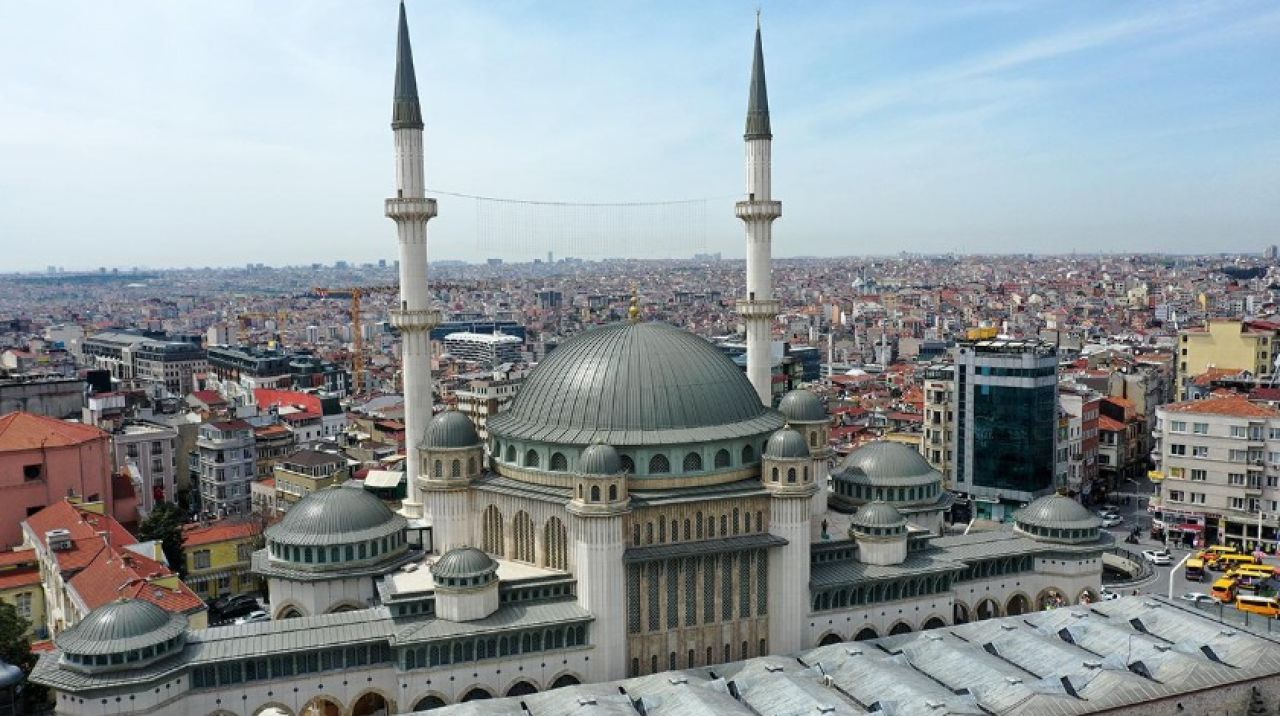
[235,309,288,345]
[311,286,398,395]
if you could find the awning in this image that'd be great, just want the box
[1177,523,1204,532]
[364,470,404,488]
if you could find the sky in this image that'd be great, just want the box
[1,1,1278,271]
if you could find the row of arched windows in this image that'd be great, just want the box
[480,506,567,569]
[576,482,619,503]
[835,481,940,503]
[401,624,587,670]
[630,508,765,547]
[494,443,762,475]
[268,531,404,567]
[629,638,767,677]
[768,465,809,483]
[812,573,954,611]
[431,456,477,479]
[956,555,1035,582]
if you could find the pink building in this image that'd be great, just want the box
[0,412,115,548]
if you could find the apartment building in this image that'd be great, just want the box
[82,329,206,395]
[920,364,954,483]
[1152,394,1280,551]
[195,420,257,517]
[443,331,523,366]
[454,374,524,441]
[272,449,349,512]
[1058,386,1100,497]
[1176,319,1280,400]
[111,421,179,517]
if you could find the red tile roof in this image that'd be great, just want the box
[1164,395,1280,418]
[190,390,227,406]
[182,520,261,548]
[254,388,322,415]
[0,412,105,451]
[69,547,203,615]
[0,565,41,591]
[25,500,136,574]
[1098,416,1127,432]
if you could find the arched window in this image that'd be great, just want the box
[590,485,601,502]
[524,449,540,468]
[513,511,535,563]
[696,512,703,539]
[450,459,461,477]
[468,456,476,474]
[619,455,635,473]
[608,484,618,501]
[649,454,670,474]
[742,444,755,463]
[577,484,583,499]
[715,449,731,468]
[787,467,796,483]
[771,467,779,482]
[682,452,703,472]
[804,466,809,480]
[483,505,505,556]
[505,445,516,462]
[433,460,443,478]
[810,431,817,446]
[732,508,740,535]
[550,452,567,472]
[543,516,567,570]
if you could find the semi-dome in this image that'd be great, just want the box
[267,485,405,546]
[423,410,481,449]
[778,389,827,422]
[765,427,810,459]
[841,441,937,483]
[579,442,621,475]
[431,547,498,580]
[488,322,783,445]
[851,501,907,531]
[54,599,186,656]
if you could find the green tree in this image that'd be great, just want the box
[0,601,47,711]
[138,502,188,578]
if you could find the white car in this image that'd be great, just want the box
[1099,589,1120,601]
[1179,592,1214,605]
[1101,515,1124,528]
[1142,549,1172,565]
[234,610,269,625]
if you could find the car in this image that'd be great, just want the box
[1099,589,1120,601]
[1102,515,1124,528]
[213,595,260,620]
[1142,549,1173,565]
[233,610,269,625]
[1179,592,1214,605]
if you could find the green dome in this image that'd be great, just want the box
[580,443,621,475]
[840,441,937,484]
[268,485,405,546]
[488,322,782,446]
[432,547,498,581]
[1014,494,1100,530]
[55,599,186,656]
[851,502,907,531]
[423,410,481,449]
[765,427,810,459]
[778,389,826,422]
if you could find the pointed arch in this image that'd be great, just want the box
[524,449,540,468]
[550,452,568,472]
[482,505,505,556]
[682,452,703,472]
[715,448,731,468]
[513,511,535,563]
[742,444,755,464]
[649,454,670,474]
[543,516,567,570]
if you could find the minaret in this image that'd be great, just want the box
[736,16,782,406]
[386,1,440,519]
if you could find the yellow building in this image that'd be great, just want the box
[183,519,264,600]
[1177,319,1280,399]
[0,549,45,639]
[273,449,349,512]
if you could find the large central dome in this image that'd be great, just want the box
[489,322,782,445]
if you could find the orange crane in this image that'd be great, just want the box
[311,286,398,395]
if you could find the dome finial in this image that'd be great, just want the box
[628,286,641,323]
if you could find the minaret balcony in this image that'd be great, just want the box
[385,197,438,220]
[390,308,441,331]
[735,200,782,222]
[736,298,780,319]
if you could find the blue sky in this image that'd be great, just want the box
[1,1,1277,270]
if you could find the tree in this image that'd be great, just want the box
[138,502,188,578]
[0,601,46,711]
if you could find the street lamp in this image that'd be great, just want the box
[1169,551,1191,600]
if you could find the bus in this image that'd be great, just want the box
[1233,564,1279,580]
[1216,553,1261,570]
[1199,545,1241,561]
[1236,595,1280,618]
[1210,577,1237,603]
[1185,558,1205,582]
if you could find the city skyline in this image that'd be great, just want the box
[3,1,1278,271]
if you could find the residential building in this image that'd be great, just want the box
[208,346,351,395]
[272,449,349,512]
[250,477,277,515]
[1058,387,1100,498]
[195,420,257,517]
[0,411,115,548]
[0,549,44,639]
[1176,319,1280,400]
[81,329,206,395]
[443,331,523,366]
[182,519,264,601]
[453,374,525,441]
[111,421,179,517]
[1152,394,1280,550]
[1097,396,1146,493]
[21,498,206,636]
[920,364,954,482]
[252,422,295,479]
[951,338,1059,518]
[0,374,85,419]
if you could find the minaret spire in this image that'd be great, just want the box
[392,1,424,130]
[736,16,782,405]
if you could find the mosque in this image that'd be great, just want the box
[31,5,1108,715]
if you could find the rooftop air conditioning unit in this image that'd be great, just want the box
[46,529,72,551]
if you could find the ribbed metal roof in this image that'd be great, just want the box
[777,389,826,422]
[488,322,783,446]
[391,1,423,130]
[422,410,481,449]
[579,442,621,475]
[744,21,772,140]
[840,441,937,482]
[54,599,187,656]
[267,485,406,545]
[764,427,809,458]
[1014,494,1101,530]
[431,547,497,579]
[851,501,907,530]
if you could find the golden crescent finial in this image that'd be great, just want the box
[628,287,640,323]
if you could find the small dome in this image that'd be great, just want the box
[432,547,498,580]
[55,599,186,656]
[1014,494,1100,530]
[765,427,810,459]
[842,441,935,481]
[778,389,827,422]
[0,660,24,688]
[423,411,481,449]
[851,501,907,530]
[268,485,404,546]
[579,443,621,475]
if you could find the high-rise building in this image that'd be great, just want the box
[921,364,954,483]
[951,338,1059,519]
[195,420,257,517]
[1176,319,1280,400]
